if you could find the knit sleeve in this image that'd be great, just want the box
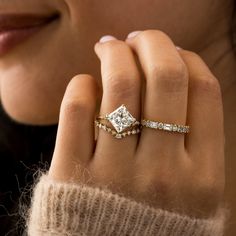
[27,174,226,236]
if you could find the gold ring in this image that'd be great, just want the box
[141,119,190,134]
[95,120,141,139]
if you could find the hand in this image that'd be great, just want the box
[48,30,225,218]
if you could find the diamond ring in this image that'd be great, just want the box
[97,105,140,133]
[141,119,190,134]
[95,120,141,139]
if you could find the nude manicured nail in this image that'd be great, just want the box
[127,31,142,39]
[176,46,183,50]
[99,35,117,43]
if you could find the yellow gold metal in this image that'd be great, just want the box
[141,119,190,134]
[95,120,141,139]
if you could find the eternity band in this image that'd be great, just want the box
[141,119,190,134]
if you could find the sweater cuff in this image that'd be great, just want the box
[27,174,226,236]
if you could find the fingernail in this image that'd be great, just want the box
[99,35,117,43]
[127,31,142,39]
[176,46,183,51]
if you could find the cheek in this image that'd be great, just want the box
[0,20,101,124]
[65,0,215,49]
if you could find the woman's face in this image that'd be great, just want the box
[0,0,233,124]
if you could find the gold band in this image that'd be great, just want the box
[95,120,141,139]
[141,119,190,134]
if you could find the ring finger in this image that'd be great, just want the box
[94,36,141,161]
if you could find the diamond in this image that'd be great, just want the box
[182,126,189,133]
[172,125,178,132]
[178,126,184,133]
[115,134,122,139]
[106,105,136,133]
[163,124,173,131]
[150,121,158,129]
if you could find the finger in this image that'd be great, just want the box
[178,50,224,158]
[49,74,98,181]
[93,36,141,160]
[126,30,188,154]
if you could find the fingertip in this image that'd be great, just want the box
[125,31,142,43]
[94,42,101,56]
[176,46,183,51]
[94,35,118,56]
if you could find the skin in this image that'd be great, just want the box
[0,0,235,234]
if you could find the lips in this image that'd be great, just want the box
[0,13,59,55]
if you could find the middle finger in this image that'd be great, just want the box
[126,30,189,155]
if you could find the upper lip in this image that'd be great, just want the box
[0,13,59,32]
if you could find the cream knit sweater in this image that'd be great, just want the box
[27,174,226,236]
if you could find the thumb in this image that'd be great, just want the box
[49,74,98,182]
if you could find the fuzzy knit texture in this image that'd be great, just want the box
[27,174,226,236]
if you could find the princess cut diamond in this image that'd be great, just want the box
[106,105,136,133]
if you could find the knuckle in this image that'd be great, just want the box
[193,76,222,98]
[62,98,91,118]
[152,178,172,197]
[105,70,139,97]
[136,171,173,197]
[156,61,188,78]
[198,184,223,210]
[199,181,220,197]
[195,172,224,202]
[149,61,188,90]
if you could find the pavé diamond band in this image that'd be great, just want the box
[141,119,190,134]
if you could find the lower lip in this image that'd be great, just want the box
[0,22,52,56]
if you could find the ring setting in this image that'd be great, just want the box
[95,105,190,138]
[105,104,139,133]
[96,105,140,139]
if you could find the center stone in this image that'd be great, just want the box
[106,105,136,133]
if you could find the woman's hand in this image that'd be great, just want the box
[48,30,225,218]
